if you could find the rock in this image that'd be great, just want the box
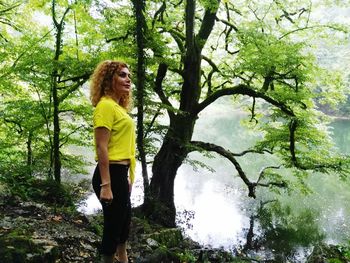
[146,237,159,248]
[0,196,244,263]
[148,228,183,248]
[0,199,99,263]
[0,232,59,263]
[306,243,349,263]
[0,182,11,202]
[127,217,236,263]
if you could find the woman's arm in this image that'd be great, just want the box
[95,127,113,202]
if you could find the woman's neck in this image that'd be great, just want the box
[107,94,120,104]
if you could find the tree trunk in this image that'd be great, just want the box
[146,115,196,227]
[26,130,33,176]
[51,0,70,183]
[53,81,61,183]
[132,0,150,196]
[52,22,62,183]
[143,0,219,227]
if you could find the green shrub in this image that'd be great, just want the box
[0,166,85,208]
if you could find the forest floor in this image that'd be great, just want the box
[0,194,237,263]
[0,184,348,263]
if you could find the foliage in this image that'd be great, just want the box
[0,0,349,229]
[338,243,350,260]
[0,0,103,183]
[307,243,350,263]
[177,250,197,263]
[0,163,88,207]
[256,201,325,260]
[86,213,104,237]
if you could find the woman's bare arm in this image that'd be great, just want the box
[95,127,113,202]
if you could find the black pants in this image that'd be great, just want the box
[92,164,131,255]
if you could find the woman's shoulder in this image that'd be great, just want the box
[95,97,127,117]
[96,96,116,108]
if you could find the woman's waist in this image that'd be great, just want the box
[109,159,130,165]
[94,155,134,164]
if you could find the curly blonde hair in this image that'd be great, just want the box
[90,60,133,110]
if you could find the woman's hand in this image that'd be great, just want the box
[128,178,132,193]
[100,185,113,204]
[95,127,113,204]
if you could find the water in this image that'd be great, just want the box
[78,98,350,261]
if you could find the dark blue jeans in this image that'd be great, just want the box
[92,163,131,255]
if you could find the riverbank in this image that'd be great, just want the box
[0,188,236,263]
[1,181,349,263]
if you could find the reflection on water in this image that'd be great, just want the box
[330,118,350,154]
[252,201,324,261]
[78,99,350,261]
[175,171,248,250]
[78,193,101,214]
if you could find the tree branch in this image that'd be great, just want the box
[144,106,162,139]
[202,55,219,72]
[58,78,87,103]
[194,84,295,117]
[106,30,132,43]
[168,28,185,54]
[278,25,344,40]
[202,55,220,96]
[57,73,91,83]
[73,10,79,60]
[196,0,220,50]
[52,0,59,27]
[59,124,85,147]
[3,118,23,133]
[185,0,195,48]
[215,17,239,32]
[0,2,22,15]
[189,141,288,198]
[232,149,273,156]
[256,165,281,184]
[0,18,21,31]
[189,140,256,197]
[154,63,175,119]
[249,97,257,123]
[59,6,71,28]
[152,1,166,29]
[289,118,298,166]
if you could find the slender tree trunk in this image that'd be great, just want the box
[52,22,62,183]
[26,130,33,176]
[52,78,61,183]
[51,0,70,183]
[132,0,150,197]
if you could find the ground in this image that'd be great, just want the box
[0,195,237,263]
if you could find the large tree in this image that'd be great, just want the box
[139,0,350,226]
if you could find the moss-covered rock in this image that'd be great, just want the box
[149,228,183,248]
[0,200,99,263]
[0,230,59,263]
[306,243,350,263]
[128,216,237,263]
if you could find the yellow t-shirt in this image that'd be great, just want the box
[93,96,136,184]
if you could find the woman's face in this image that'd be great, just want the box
[112,67,132,96]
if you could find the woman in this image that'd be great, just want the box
[90,60,136,263]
